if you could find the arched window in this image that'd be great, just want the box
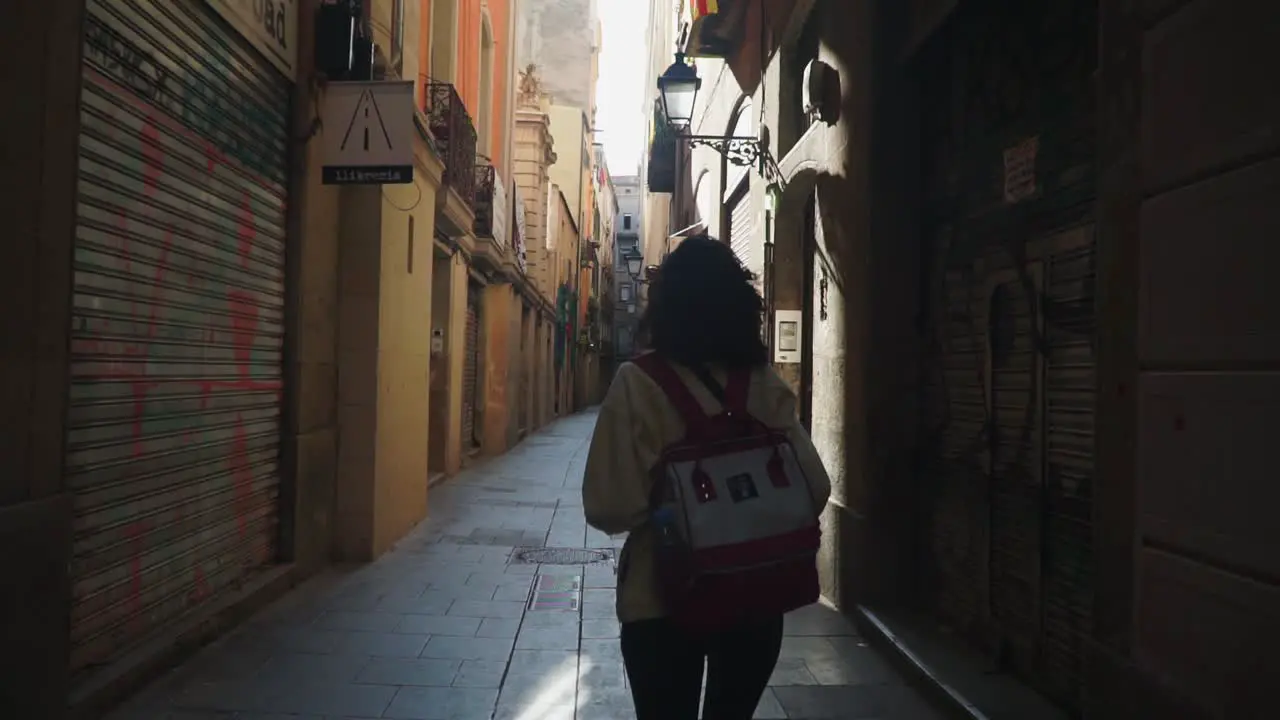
[694,170,714,229]
[723,97,754,199]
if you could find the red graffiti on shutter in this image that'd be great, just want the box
[237,192,256,267]
[190,565,210,603]
[77,75,288,613]
[204,140,225,174]
[230,412,254,537]
[129,230,174,458]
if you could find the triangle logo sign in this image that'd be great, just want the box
[340,88,394,155]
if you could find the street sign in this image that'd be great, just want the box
[321,80,415,185]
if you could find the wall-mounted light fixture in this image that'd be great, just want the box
[657,52,780,180]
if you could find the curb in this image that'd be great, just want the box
[852,605,988,720]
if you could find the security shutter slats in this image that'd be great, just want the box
[463,288,481,449]
[728,182,753,271]
[1040,238,1096,707]
[68,0,289,674]
[923,267,986,630]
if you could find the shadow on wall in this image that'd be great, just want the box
[766,0,925,613]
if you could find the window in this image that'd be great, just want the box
[724,99,754,196]
[620,284,633,301]
[390,0,405,76]
[478,14,495,155]
[430,0,457,83]
[623,214,633,230]
[694,170,713,228]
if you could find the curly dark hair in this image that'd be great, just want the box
[640,234,768,368]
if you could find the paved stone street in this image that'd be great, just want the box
[109,411,946,720]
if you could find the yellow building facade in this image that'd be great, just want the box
[0,2,560,714]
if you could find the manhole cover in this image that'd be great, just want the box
[510,547,613,565]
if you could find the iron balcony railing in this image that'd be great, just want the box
[473,162,496,238]
[425,81,477,208]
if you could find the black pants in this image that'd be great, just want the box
[620,615,784,720]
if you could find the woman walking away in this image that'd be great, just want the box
[582,234,832,720]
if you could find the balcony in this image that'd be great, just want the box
[425,81,477,211]
[471,159,514,277]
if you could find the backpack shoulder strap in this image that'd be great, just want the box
[630,353,710,428]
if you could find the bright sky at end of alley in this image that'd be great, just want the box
[597,0,651,174]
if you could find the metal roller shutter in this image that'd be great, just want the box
[1040,234,1096,707]
[919,257,987,631]
[914,0,1097,708]
[728,182,753,272]
[985,270,1044,676]
[69,0,289,673]
[463,287,481,450]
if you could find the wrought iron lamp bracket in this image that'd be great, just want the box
[683,134,786,190]
[686,135,763,168]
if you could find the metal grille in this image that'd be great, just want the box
[69,0,288,674]
[511,548,615,565]
[463,287,480,450]
[915,0,1097,709]
[920,259,986,631]
[986,274,1043,675]
[1040,237,1096,707]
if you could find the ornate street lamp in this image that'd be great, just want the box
[657,52,701,133]
[624,248,644,280]
[656,51,776,174]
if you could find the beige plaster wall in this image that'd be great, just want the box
[370,183,436,556]
[333,172,441,561]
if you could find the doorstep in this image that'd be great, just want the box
[853,605,1070,720]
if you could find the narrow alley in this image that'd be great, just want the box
[107,411,946,720]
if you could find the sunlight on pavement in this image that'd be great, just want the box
[510,655,588,720]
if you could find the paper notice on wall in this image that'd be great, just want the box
[1003,136,1039,204]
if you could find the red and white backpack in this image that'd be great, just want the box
[631,353,822,630]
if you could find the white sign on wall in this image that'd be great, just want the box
[1003,135,1040,204]
[321,81,416,185]
[492,176,509,249]
[774,310,803,364]
[205,0,298,79]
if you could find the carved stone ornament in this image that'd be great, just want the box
[518,63,542,108]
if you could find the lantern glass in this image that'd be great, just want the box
[657,54,701,131]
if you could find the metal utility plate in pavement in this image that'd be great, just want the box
[510,547,615,565]
[528,574,582,611]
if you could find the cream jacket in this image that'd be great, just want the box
[582,358,833,623]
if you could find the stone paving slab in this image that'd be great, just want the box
[107,410,947,720]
